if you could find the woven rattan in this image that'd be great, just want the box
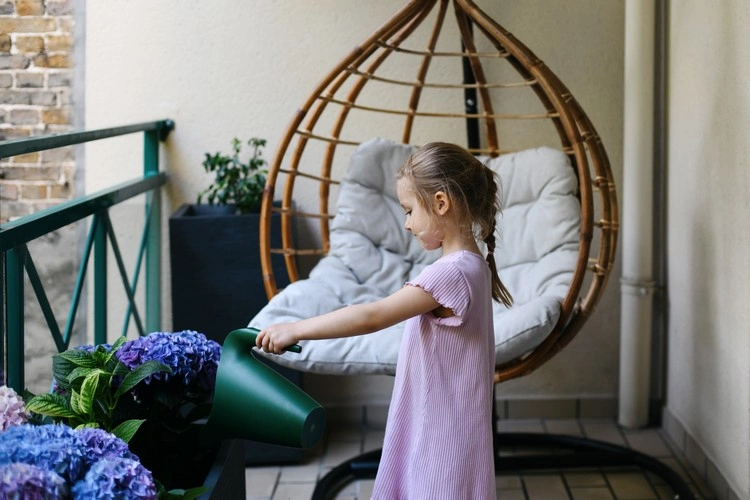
[259,0,618,383]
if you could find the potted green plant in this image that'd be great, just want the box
[168,138,301,466]
[195,137,267,215]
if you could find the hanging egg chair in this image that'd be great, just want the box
[249,1,693,498]
[259,0,617,381]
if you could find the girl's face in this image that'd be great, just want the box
[397,177,444,251]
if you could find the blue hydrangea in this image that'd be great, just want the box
[71,457,157,499]
[75,427,138,463]
[116,330,221,392]
[0,462,68,499]
[0,423,88,483]
[0,424,137,485]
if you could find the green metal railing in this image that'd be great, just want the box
[0,119,174,393]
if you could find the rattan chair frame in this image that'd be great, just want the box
[258,0,619,384]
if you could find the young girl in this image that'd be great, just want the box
[256,142,513,499]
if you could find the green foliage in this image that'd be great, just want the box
[24,340,171,443]
[197,137,268,214]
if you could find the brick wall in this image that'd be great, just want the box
[0,0,75,224]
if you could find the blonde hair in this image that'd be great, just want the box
[398,142,513,307]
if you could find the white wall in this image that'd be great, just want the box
[666,2,750,497]
[84,1,624,404]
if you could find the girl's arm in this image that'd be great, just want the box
[256,284,439,354]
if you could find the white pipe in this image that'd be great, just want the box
[619,0,657,428]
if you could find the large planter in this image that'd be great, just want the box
[169,203,303,465]
[199,439,246,499]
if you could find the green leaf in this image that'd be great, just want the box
[66,366,103,383]
[111,419,145,443]
[78,372,99,415]
[105,336,127,363]
[114,360,172,399]
[112,362,130,377]
[70,389,84,415]
[57,349,98,368]
[75,422,100,430]
[52,355,78,390]
[25,393,77,418]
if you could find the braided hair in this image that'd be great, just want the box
[398,142,513,307]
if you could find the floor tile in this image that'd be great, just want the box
[623,429,673,458]
[272,482,316,499]
[523,473,569,498]
[565,471,608,488]
[580,419,627,447]
[568,487,616,500]
[278,462,320,483]
[245,466,280,497]
[606,471,659,499]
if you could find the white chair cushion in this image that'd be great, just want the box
[250,138,579,374]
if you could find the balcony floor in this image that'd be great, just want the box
[244,418,714,499]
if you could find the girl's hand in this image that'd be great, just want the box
[256,323,300,354]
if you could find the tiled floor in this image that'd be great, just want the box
[244,418,716,500]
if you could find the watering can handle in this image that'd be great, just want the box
[236,327,303,354]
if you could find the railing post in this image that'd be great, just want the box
[94,212,108,345]
[5,247,26,392]
[144,128,161,333]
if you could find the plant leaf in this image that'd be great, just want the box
[57,349,98,368]
[25,393,77,418]
[52,355,78,390]
[70,389,84,415]
[66,366,103,383]
[105,336,127,364]
[114,361,172,399]
[78,372,99,416]
[75,422,100,430]
[111,419,145,443]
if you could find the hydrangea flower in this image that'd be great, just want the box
[116,330,221,392]
[0,424,137,484]
[0,462,68,499]
[71,457,157,499]
[0,385,29,431]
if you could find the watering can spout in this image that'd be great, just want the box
[202,328,325,449]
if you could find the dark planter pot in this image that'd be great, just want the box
[169,203,303,465]
[200,439,246,499]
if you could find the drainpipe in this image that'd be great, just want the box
[619,0,657,428]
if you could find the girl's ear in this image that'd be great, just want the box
[433,191,450,215]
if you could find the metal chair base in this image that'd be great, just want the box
[311,433,696,500]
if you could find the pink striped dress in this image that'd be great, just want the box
[371,250,496,500]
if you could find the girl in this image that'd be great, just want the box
[257,142,513,499]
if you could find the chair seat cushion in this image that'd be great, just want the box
[250,138,579,375]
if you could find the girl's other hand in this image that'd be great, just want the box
[256,323,299,354]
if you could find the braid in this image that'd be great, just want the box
[484,222,513,307]
[482,166,513,307]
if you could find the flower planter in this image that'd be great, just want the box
[199,439,246,499]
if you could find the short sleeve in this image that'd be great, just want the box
[406,259,471,326]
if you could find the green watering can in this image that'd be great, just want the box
[202,328,325,449]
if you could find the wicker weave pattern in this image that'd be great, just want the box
[259,0,618,383]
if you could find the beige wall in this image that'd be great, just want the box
[666,2,750,497]
[84,1,624,403]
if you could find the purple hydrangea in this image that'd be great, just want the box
[116,330,221,392]
[74,343,112,353]
[0,424,137,484]
[0,385,29,431]
[0,423,87,482]
[71,457,157,499]
[0,462,68,499]
[75,427,137,464]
